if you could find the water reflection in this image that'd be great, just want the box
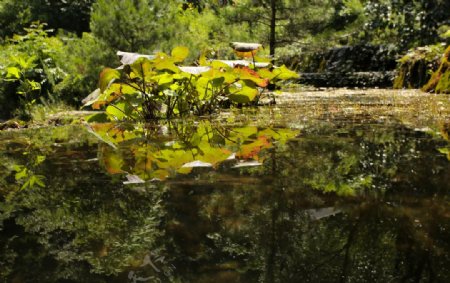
[0,116,449,282]
[88,121,298,182]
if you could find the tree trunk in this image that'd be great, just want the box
[269,0,276,59]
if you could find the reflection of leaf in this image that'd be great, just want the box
[123,174,145,185]
[181,160,213,168]
[14,167,28,180]
[101,149,125,174]
[236,136,271,160]
[197,143,231,166]
[92,122,299,181]
[438,147,450,160]
[232,160,262,168]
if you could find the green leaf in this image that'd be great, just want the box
[154,60,180,73]
[28,80,41,91]
[34,175,46,188]
[211,77,225,88]
[233,66,268,87]
[105,100,132,121]
[171,46,189,63]
[196,77,212,100]
[129,58,154,80]
[153,73,174,85]
[6,67,21,79]
[257,68,275,80]
[99,68,121,93]
[229,81,259,103]
[272,65,299,80]
[15,168,28,180]
[86,112,109,123]
[35,155,46,165]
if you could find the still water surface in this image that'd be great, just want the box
[1,89,449,282]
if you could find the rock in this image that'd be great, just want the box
[298,71,396,88]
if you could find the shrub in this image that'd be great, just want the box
[393,44,445,89]
[422,45,450,94]
[0,22,66,119]
[53,32,117,105]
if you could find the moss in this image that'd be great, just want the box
[422,45,450,94]
[393,45,444,89]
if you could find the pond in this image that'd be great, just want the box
[1,89,449,283]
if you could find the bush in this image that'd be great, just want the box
[393,44,445,89]
[53,33,117,105]
[422,45,450,94]
[0,22,66,119]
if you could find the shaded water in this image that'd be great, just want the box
[1,89,450,283]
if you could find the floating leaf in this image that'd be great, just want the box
[102,150,125,174]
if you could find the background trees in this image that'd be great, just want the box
[0,0,449,119]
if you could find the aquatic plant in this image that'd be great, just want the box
[83,46,298,121]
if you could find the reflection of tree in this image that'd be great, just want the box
[162,120,450,282]
[0,125,169,282]
[0,119,449,282]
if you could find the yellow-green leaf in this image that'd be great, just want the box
[6,67,21,79]
[171,46,189,63]
[99,68,120,93]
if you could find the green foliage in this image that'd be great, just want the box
[423,45,450,94]
[90,0,174,53]
[0,0,93,40]
[86,121,298,181]
[393,44,445,89]
[53,32,117,105]
[90,0,253,62]
[0,0,32,42]
[356,0,450,50]
[84,46,298,121]
[224,0,336,57]
[0,22,66,119]
[12,155,46,190]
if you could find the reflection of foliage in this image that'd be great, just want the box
[1,117,449,282]
[438,121,450,160]
[0,125,169,282]
[168,121,450,283]
[88,121,298,181]
[12,154,46,190]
